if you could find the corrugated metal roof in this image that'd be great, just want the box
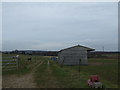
[59,45,95,52]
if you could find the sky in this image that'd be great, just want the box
[0,3,2,51]
[2,2,118,51]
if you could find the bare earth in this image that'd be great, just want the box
[2,62,43,88]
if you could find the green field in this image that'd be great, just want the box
[2,54,43,75]
[2,54,118,88]
[34,58,118,88]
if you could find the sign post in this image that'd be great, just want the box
[79,59,81,72]
[79,59,81,80]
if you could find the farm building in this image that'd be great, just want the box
[58,45,95,65]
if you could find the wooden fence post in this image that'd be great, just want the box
[17,56,19,70]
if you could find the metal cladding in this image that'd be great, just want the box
[58,45,95,65]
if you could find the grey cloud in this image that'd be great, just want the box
[2,2,118,51]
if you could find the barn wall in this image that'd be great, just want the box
[58,47,88,65]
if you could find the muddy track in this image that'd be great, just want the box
[2,61,43,88]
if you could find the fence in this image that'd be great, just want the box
[2,56,19,71]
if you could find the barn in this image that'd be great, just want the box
[58,45,95,65]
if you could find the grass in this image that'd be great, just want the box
[88,58,118,87]
[35,60,91,88]
[50,62,90,88]
[34,57,50,87]
[2,54,118,88]
[2,54,44,75]
[88,58,118,63]
[34,57,118,88]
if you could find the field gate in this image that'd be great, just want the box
[2,56,19,71]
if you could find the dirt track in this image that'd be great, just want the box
[2,61,43,88]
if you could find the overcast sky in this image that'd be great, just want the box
[2,2,118,51]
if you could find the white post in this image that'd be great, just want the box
[16,55,19,70]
